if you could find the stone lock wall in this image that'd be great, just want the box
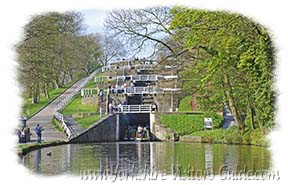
[69,114,129,143]
[150,113,178,141]
[69,114,119,143]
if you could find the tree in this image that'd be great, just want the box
[100,34,127,65]
[170,7,275,132]
[16,11,101,104]
[105,7,184,59]
[77,34,103,75]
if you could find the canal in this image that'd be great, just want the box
[21,142,271,178]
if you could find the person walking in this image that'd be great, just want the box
[98,89,104,102]
[34,124,43,143]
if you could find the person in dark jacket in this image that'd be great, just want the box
[34,124,43,143]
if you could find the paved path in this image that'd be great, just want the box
[27,70,99,142]
[64,115,85,137]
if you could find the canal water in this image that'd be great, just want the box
[21,142,271,178]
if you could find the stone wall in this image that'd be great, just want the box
[150,113,178,141]
[69,114,127,143]
[154,92,179,112]
[179,136,202,143]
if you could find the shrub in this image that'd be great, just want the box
[248,128,269,146]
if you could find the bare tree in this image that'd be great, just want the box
[105,7,178,58]
[100,34,127,65]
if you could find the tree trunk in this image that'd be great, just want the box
[223,73,245,132]
[250,107,255,129]
[45,83,50,99]
[54,79,60,89]
[248,101,255,130]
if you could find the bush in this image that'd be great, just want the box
[247,128,269,146]
[191,129,224,143]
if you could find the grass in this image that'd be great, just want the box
[61,78,100,128]
[191,127,269,146]
[51,118,64,133]
[22,80,77,118]
[61,94,98,115]
[75,114,102,129]
[160,114,205,135]
[160,113,222,136]
[85,79,97,88]
[178,96,193,112]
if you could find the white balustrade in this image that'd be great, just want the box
[117,105,152,113]
[81,88,97,97]
[55,112,72,138]
[131,75,158,81]
[125,87,157,94]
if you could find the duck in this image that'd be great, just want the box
[46,151,52,156]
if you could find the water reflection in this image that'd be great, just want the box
[21,142,271,176]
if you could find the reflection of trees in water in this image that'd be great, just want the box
[204,144,213,173]
[222,144,239,173]
[35,149,41,173]
[21,143,271,176]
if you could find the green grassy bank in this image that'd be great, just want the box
[22,80,77,118]
[160,113,223,135]
[191,127,269,146]
[60,78,100,128]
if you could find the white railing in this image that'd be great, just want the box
[162,75,178,80]
[101,64,178,72]
[125,87,158,94]
[94,76,109,83]
[109,87,181,95]
[131,75,158,81]
[55,112,72,138]
[117,105,152,113]
[54,68,99,138]
[81,88,98,97]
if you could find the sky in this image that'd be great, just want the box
[80,9,108,34]
[0,0,288,185]
[79,9,155,58]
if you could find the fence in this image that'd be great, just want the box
[125,87,158,94]
[117,105,152,113]
[81,88,98,97]
[101,64,178,72]
[131,75,158,81]
[109,87,181,95]
[94,76,109,83]
[54,112,72,138]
